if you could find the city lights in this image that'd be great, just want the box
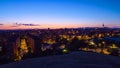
[0,0,120,67]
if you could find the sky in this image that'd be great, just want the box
[0,0,120,29]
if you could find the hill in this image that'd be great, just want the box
[0,51,120,68]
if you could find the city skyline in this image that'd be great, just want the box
[0,0,120,29]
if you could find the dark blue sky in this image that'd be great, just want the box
[0,0,120,29]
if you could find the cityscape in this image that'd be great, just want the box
[0,0,120,68]
[0,26,120,63]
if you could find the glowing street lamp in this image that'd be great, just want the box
[109,44,118,49]
[62,49,69,54]
[102,41,105,44]
[89,41,95,45]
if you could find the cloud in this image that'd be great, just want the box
[22,24,40,26]
[15,23,40,26]
[0,24,4,25]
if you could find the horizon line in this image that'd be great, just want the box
[0,27,120,30]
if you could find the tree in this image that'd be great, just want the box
[67,37,80,51]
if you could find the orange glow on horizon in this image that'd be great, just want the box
[0,23,114,30]
[0,23,80,29]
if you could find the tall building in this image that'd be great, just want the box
[5,35,35,61]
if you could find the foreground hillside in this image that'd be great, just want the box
[0,51,120,68]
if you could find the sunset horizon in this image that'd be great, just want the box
[0,22,120,30]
